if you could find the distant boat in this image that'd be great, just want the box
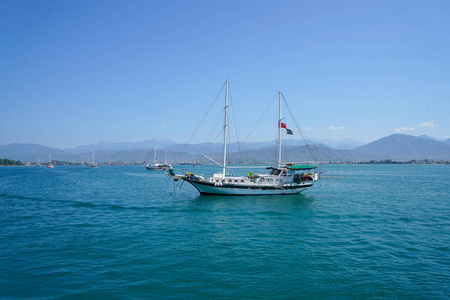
[146,147,170,171]
[179,161,201,166]
[47,153,54,168]
[90,152,97,168]
[168,80,321,195]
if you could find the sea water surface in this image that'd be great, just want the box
[1,164,449,299]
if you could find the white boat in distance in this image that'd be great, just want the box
[146,147,170,171]
[47,153,54,168]
[90,152,97,168]
[168,80,321,196]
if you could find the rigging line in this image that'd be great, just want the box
[242,93,279,143]
[284,101,317,160]
[166,176,198,196]
[196,129,223,163]
[194,109,224,161]
[229,92,246,174]
[171,82,226,164]
[192,111,224,162]
[283,98,315,148]
[143,149,154,165]
[271,110,279,166]
[228,81,280,93]
[229,87,252,171]
[282,96,323,169]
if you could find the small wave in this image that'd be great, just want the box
[125,172,151,178]
[110,205,125,210]
[73,201,98,208]
[158,208,213,213]
[255,211,287,216]
[128,206,158,211]
[0,193,44,202]
[71,201,158,211]
[109,205,161,211]
[436,246,449,252]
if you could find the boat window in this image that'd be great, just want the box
[241,180,244,183]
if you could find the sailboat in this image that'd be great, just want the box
[90,152,97,168]
[168,80,321,196]
[146,147,170,171]
[47,153,54,168]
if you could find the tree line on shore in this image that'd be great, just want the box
[0,158,24,166]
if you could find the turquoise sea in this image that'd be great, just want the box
[1,164,449,299]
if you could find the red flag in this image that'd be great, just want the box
[278,121,287,129]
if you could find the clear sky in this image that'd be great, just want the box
[1,0,449,148]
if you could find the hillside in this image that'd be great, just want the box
[354,134,450,160]
[2,134,450,163]
[0,144,65,162]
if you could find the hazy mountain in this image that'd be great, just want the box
[65,138,176,154]
[2,134,450,163]
[165,141,274,155]
[355,134,450,160]
[0,144,66,162]
[164,142,223,155]
[418,135,438,141]
[418,135,449,142]
[296,138,364,150]
[334,138,366,150]
[219,144,373,164]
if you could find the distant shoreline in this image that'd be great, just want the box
[2,159,449,167]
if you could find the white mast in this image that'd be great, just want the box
[92,152,95,164]
[154,145,157,164]
[222,80,229,177]
[278,92,282,167]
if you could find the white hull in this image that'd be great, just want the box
[146,165,169,171]
[146,167,160,171]
[185,179,313,196]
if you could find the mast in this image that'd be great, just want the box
[154,145,157,164]
[278,92,282,167]
[222,80,229,176]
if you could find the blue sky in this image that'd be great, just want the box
[1,0,449,148]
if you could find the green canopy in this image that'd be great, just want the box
[289,164,318,170]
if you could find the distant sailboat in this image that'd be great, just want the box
[90,152,97,168]
[146,146,170,171]
[47,153,54,168]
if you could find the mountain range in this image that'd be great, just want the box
[1,134,449,163]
